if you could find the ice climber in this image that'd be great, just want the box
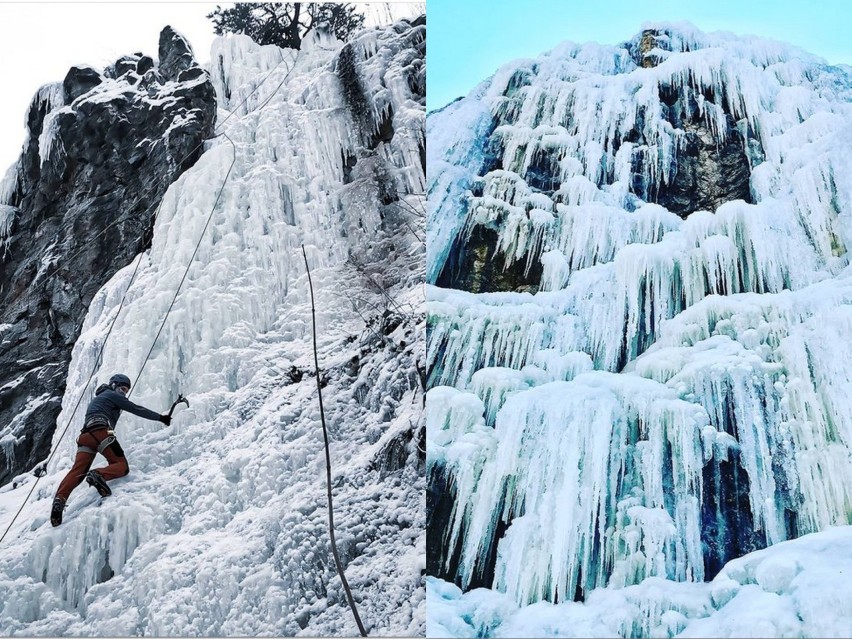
[50,373,172,526]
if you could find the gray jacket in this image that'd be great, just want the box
[82,385,160,432]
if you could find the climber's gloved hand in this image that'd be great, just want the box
[159,414,172,426]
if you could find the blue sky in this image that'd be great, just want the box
[427,0,852,111]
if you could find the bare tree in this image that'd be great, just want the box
[208,3,365,50]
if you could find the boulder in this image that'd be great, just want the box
[158,25,196,81]
[62,65,102,102]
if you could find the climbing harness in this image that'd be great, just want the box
[76,432,117,456]
[81,415,110,433]
[0,50,301,546]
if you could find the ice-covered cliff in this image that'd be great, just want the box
[0,26,216,486]
[0,16,425,636]
[426,21,852,636]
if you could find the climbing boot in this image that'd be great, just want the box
[85,470,112,497]
[50,497,66,527]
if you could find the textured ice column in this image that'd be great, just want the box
[426,285,579,389]
[427,87,497,284]
[633,336,787,545]
[786,124,850,266]
[210,35,292,115]
[447,374,709,605]
[557,203,679,272]
[632,281,852,548]
[26,503,159,612]
[0,161,20,207]
[531,349,594,382]
[469,368,530,429]
[469,366,555,428]
[777,308,852,532]
[612,235,684,366]
[426,386,497,563]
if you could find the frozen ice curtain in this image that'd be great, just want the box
[426,6,852,638]
[0,6,425,636]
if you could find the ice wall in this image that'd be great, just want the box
[426,20,852,619]
[0,17,425,637]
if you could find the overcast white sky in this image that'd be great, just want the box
[0,2,424,173]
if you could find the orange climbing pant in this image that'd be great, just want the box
[55,429,129,502]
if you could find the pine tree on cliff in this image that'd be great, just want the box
[207,3,365,50]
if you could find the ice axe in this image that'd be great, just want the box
[168,394,189,418]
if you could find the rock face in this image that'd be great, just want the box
[158,25,196,82]
[436,225,542,294]
[638,28,661,68]
[0,26,216,486]
[654,116,753,218]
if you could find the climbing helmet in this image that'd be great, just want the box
[109,373,132,391]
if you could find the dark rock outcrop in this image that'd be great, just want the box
[653,116,753,218]
[437,225,541,294]
[136,55,155,76]
[111,55,140,79]
[158,26,196,82]
[63,65,103,102]
[0,26,216,486]
[627,87,754,219]
[636,28,665,68]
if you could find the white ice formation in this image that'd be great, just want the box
[427,525,852,638]
[0,18,425,636]
[426,21,852,635]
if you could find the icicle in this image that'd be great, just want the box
[447,373,709,605]
[426,386,498,566]
[426,285,580,389]
[0,160,21,206]
[38,107,72,168]
[0,204,15,240]
[426,92,497,284]
[24,82,65,130]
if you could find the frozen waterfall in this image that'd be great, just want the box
[0,18,425,637]
[426,21,852,636]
